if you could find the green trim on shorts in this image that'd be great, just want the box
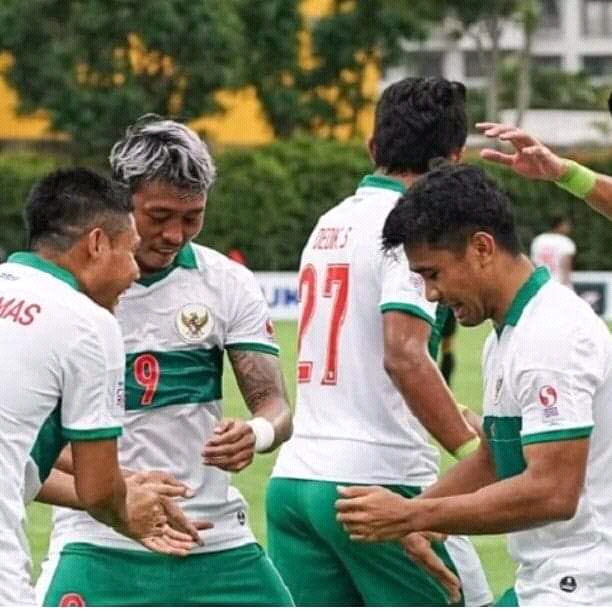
[495,587,519,606]
[266,478,462,606]
[42,542,293,606]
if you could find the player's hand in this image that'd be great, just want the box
[401,532,461,604]
[476,122,568,181]
[126,470,194,499]
[335,485,416,542]
[202,419,256,472]
[125,472,213,555]
[122,482,167,541]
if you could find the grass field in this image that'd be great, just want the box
[26,320,515,598]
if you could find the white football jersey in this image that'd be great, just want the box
[48,243,278,555]
[482,267,612,605]
[0,253,124,605]
[529,232,575,284]
[273,174,440,486]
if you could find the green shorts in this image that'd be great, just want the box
[266,477,463,606]
[39,542,294,606]
[495,588,519,606]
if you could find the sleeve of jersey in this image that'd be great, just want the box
[378,247,437,325]
[224,267,280,357]
[60,315,125,441]
[516,333,600,446]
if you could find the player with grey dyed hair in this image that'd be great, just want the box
[37,117,294,606]
[110,114,216,195]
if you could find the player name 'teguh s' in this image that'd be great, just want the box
[312,226,352,250]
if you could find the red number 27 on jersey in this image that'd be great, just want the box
[297,263,349,385]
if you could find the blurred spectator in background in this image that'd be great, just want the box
[530,215,575,288]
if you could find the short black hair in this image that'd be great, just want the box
[549,214,571,230]
[372,77,468,175]
[25,168,132,251]
[382,163,522,256]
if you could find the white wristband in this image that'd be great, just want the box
[248,417,275,452]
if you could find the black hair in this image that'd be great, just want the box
[372,77,468,175]
[25,167,132,250]
[549,214,571,230]
[382,163,522,256]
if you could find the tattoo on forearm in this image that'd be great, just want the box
[228,350,288,412]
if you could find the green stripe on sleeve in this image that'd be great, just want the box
[522,426,593,446]
[62,426,123,441]
[225,342,280,356]
[380,302,435,326]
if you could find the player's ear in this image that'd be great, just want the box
[469,231,495,266]
[85,227,112,260]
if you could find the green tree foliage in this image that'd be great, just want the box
[4,142,612,271]
[304,0,444,136]
[236,0,306,138]
[0,0,244,155]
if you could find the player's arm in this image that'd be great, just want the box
[336,436,588,541]
[202,349,292,472]
[477,122,612,220]
[383,311,478,456]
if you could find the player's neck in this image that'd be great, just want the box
[490,254,536,327]
[375,170,422,191]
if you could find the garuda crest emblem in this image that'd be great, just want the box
[175,303,213,342]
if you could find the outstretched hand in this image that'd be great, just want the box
[476,122,568,181]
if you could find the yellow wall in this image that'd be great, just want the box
[0,0,379,145]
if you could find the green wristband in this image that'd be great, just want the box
[453,436,480,461]
[555,160,597,199]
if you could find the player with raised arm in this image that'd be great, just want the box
[337,163,612,605]
[0,168,175,604]
[477,118,612,219]
[268,78,491,606]
[36,117,293,606]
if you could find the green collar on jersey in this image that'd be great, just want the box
[137,242,198,287]
[496,266,550,336]
[7,251,80,290]
[358,174,406,194]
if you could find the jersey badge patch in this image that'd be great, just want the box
[176,303,213,343]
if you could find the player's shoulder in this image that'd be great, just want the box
[515,280,610,364]
[190,242,260,288]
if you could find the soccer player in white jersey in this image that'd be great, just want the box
[37,117,294,606]
[530,215,575,287]
[338,163,612,606]
[268,77,491,605]
[0,168,174,605]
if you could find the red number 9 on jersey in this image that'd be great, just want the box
[133,354,160,406]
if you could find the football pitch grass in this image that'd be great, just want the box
[26,320,515,599]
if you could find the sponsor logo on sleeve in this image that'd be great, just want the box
[538,385,560,419]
